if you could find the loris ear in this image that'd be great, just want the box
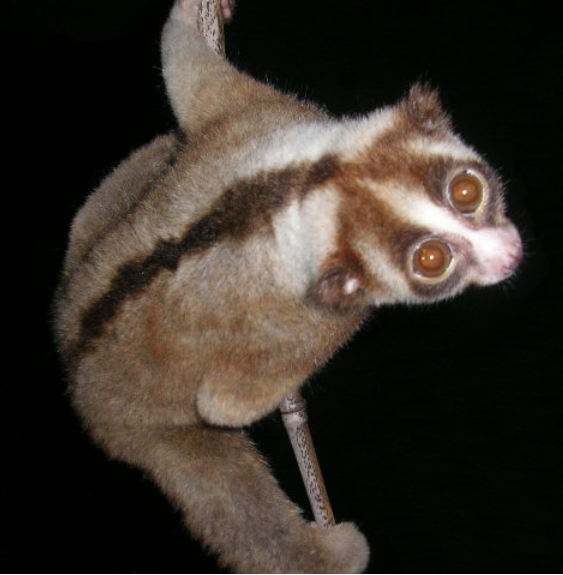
[399,83,452,133]
[306,251,368,310]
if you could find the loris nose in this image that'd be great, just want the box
[500,232,523,277]
[473,223,523,285]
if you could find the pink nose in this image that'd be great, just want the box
[477,224,523,285]
[496,227,523,277]
[501,239,523,277]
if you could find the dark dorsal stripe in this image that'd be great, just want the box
[65,157,339,368]
[75,137,183,270]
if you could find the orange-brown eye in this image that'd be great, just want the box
[412,239,452,279]
[448,172,483,214]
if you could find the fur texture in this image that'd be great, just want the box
[53,0,522,572]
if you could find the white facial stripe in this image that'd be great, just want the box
[376,188,521,284]
[395,192,470,235]
[396,194,497,249]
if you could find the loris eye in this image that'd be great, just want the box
[448,172,484,214]
[412,239,453,280]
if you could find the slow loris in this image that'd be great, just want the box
[53,0,523,572]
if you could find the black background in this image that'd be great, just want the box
[4,0,562,572]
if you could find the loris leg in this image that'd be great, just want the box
[96,424,369,573]
[196,372,304,427]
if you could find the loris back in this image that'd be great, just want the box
[53,0,522,572]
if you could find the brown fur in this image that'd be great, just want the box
[53,1,522,572]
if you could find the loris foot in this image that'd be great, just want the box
[310,522,370,573]
[219,0,234,21]
[175,0,234,23]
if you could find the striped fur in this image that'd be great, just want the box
[53,1,522,573]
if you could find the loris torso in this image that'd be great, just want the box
[56,103,369,430]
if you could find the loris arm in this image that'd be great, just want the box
[161,0,241,132]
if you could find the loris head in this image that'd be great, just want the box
[285,84,523,309]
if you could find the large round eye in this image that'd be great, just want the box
[412,239,453,279]
[448,172,483,214]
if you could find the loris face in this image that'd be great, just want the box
[283,86,523,309]
[350,153,523,305]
